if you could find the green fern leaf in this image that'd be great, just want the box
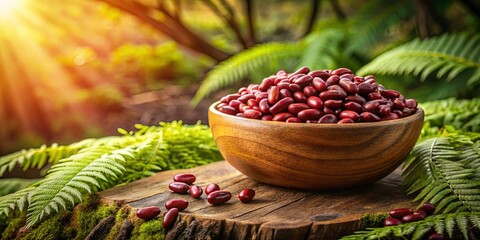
[358,33,480,87]
[25,146,133,227]
[191,42,302,105]
[0,187,35,217]
[296,28,345,70]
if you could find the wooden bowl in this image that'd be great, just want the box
[208,102,424,190]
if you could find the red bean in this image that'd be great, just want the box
[345,95,366,105]
[289,83,302,92]
[267,86,280,104]
[357,82,374,95]
[277,81,290,90]
[279,88,292,98]
[382,112,400,120]
[276,70,287,76]
[332,67,352,76]
[338,118,354,124]
[165,199,189,211]
[247,99,259,108]
[339,79,359,94]
[255,92,268,102]
[219,106,238,115]
[312,77,327,92]
[244,109,262,119]
[326,75,340,85]
[353,76,365,83]
[307,96,323,110]
[405,99,418,109]
[173,173,196,185]
[238,189,255,203]
[205,183,220,195]
[414,209,427,218]
[272,112,294,121]
[262,115,273,121]
[428,233,445,240]
[225,94,240,102]
[259,77,275,91]
[298,109,322,121]
[207,190,232,205]
[189,185,203,198]
[228,100,242,110]
[362,101,380,112]
[394,98,405,110]
[236,113,244,118]
[323,106,334,115]
[162,208,179,229]
[238,94,254,103]
[328,85,348,98]
[368,92,382,100]
[288,103,310,114]
[402,213,424,223]
[344,101,362,113]
[217,102,227,109]
[136,206,161,220]
[339,73,354,80]
[303,86,317,97]
[377,105,391,117]
[324,99,343,109]
[293,92,307,103]
[269,97,294,114]
[258,99,270,114]
[237,87,247,94]
[419,202,436,215]
[274,76,288,85]
[286,117,302,123]
[169,182,190,194]
[339,110,360,121]
[403,107,416,117]
[294,75,313,86]
[308,70,330,80]
[318,114,338,123]
[381,89,400,98]
[389,208,413,219]
[361,112,381,122]
[383,217,402,226]
[320,90,344,100]
[292,66,310,75]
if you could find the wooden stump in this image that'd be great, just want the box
[99,161,415,239]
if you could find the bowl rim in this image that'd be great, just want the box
[209,101,424,128]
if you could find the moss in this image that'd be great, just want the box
[359,212,389,229]
[130,218,165,240]
[1,213,25,240]
[74,196,119,240]
[105,206,131,240]
[20,215,62,240]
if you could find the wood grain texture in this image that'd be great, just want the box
[208,104,424,190]
[99,161,415,240]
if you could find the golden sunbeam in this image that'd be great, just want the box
[0,0,24,19]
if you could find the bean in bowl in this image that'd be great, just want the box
[216,67,418,123]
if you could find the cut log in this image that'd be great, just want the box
[99,161,414,239]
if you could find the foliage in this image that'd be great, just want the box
[358,33,480,99]
[0,121,222,228]
[191,28,350,105]
[0,179,40,197]
[420,98,480,132]
[341,212,480,240]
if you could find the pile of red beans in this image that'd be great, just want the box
[216,67,418,123]
[385,202,445,240]
[136,173,255,229]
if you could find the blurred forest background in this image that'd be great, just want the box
[0,0,478,155]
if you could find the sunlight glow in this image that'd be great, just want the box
[0,0,24,17]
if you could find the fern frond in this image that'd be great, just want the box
[191,42,302,105]
[420,98,480,133]
[341,212,480,240]
[403,135,480,214]
[296,28,345,70]
[358,33,480,86]
[25,145,134,228]
[347,0,414,54]
[0,187,35,217]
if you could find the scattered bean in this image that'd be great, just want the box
[173,173,196,185]
[205,183,220,195]
[238,189,255,203]
[136,206,161,220]
[207,190,232,205]
[162,208,179,229]
[169,182,190,194]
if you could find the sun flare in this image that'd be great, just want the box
[0,0,24,18]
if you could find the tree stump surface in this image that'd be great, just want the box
[99,161,415,240]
